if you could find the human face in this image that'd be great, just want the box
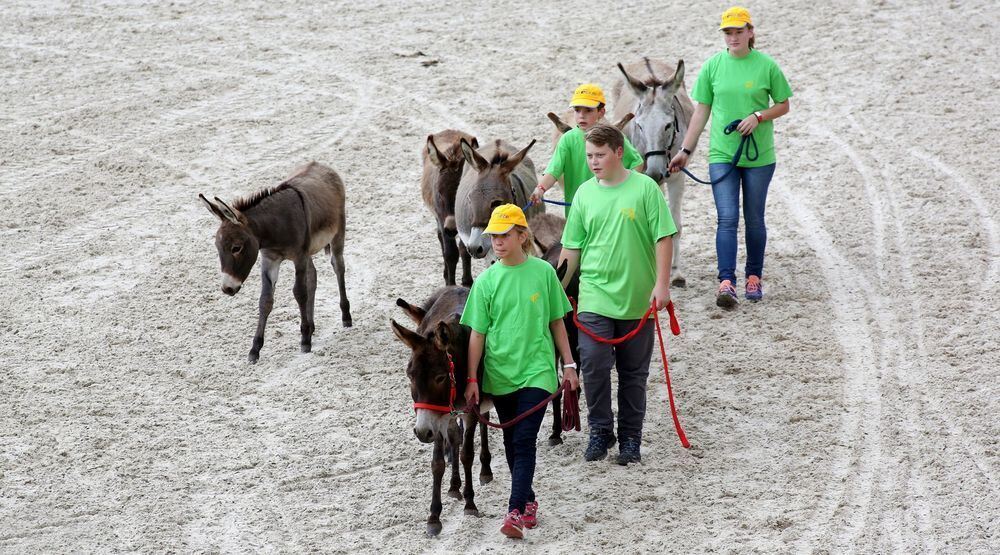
[489,229,526,263]
[574,106,605,130]
[586,142,624,180]
[722,26,753,56]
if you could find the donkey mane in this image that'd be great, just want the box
[232,181,296,211]
[488,139,509,165]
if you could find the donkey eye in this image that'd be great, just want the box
[434,374,448,385]
[231,244,242,254]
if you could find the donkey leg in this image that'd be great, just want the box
[250,258,281,363]
[427,436,446,537]
[478,411,493,484]
[458,239,473,287]
[666,176,686,287]
[293,256,317,353]
[329,240,353,327]
[460,414,480,516]
[442,227,460,287]
[447,418,462,499]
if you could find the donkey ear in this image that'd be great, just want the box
[670,59,685,88]
[618,62,647,95]
[213,197,245,226]
[614,112,635,131]
[502,139,536,173]
[432,321,453,351]
[426,135,446,167]
[391,319,424,349]
[396,297,427,325]
[547,112,572,134]
[460,138,488,172]
[469,136,479,149]
[199,193,226,221]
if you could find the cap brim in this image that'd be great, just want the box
[569,99,601,108]
[719,22,749,29]
[483,223,516,235]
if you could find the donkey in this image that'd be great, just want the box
[391,286,494,537]
[455,139,544,259]
[612,58,694,287]
[199,161,352,363]
[421,130,478,287]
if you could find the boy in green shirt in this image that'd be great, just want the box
[531,83,645,212]
[559,123,677,465]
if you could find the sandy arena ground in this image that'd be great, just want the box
[2,0,998,552]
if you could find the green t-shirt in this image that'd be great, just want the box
[460,256,572,396]
[543,126,644,209]
[690,49,792,167]
[561,171,677,320]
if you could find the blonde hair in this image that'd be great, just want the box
[513,225,533,254]
[749,24,756,49]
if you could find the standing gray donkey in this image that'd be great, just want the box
[200,161,352,363]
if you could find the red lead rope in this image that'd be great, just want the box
[571,298,690,448]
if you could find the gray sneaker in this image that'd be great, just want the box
[616,436,642,465]
[584,433,617,462]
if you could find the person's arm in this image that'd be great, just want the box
[557,247,580,289]
[531,173,558,204]
[736,99,790,136]
[549,319,578,391]
[464,330,485,406]
[650,237,673,310]
[668,102,711,174]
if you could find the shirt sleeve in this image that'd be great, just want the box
[545,264,572,321]
[543,133,569,179]
[459,278,491,334]
[769,61,793,103]
[645,180,677,241]
[690,57,715,105]
[623,137,643,169]
[561,191,587,249]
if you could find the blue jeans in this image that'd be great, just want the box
[709,163,776,283]
[493,387,549,513]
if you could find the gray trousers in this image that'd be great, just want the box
[577,312,655,441]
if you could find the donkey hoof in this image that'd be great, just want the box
[300,343,312,353]
[479,473,493,485]
[671,276,687,288]
[426,522,442,537]
[342,318,353,328]
[248,351,260,364]
[464,507,481,516]
[447,489,463,500]
[548,436,564,447]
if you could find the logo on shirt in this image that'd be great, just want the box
[620,207,636,221]
[530,292,540,303]
[744,80,754,89]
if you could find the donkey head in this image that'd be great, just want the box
[199,194,259,296]
[391,305,463,443]
[458,138,536,259]
[427,133,478,186]
[618,58,686,182]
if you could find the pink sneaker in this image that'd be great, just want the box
[500,509,524,539]
[522,501,538,529]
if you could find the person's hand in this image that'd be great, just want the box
[668,151,688,174]
[562,364,580,391]
[650,283,671,310]
[529,185,546,205]
[737,114,760,136]
[464,381,479,407]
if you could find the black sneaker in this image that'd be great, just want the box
[616,436,642,465]
[584,433,617,462]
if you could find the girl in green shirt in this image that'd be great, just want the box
[461,204,578,539]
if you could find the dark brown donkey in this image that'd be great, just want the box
[421,130,478,287]
[391,286,494,537]
[199,162,352,363]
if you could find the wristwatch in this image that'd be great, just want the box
[754,111,763,123]
[563,362,578,369]
[681,147,692,156]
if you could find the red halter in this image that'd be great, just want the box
[412,353,458,414]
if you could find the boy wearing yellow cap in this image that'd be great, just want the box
[531,84,644,211]
[461,204,578,539]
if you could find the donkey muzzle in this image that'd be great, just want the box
[221,274,243,296]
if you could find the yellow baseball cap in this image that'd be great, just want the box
[483,204,528,235]
[720,6,752,29]
[569,83,606,108]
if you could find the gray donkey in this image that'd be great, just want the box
[199,161,352,363]
[455,139,544,260]
[612,58,694,287]
[421,130,478,287]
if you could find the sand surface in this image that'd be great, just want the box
[2,0,998,552]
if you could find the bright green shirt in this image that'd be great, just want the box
[460,256,572,396]
[561,171,677,320]
[690,49,792,167]
[543,126,644,209]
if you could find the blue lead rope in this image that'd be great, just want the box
[524,197,571,210]
[679,119,759,185]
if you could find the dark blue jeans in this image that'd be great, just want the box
[709,163,776,283]
[493,386,549,513]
